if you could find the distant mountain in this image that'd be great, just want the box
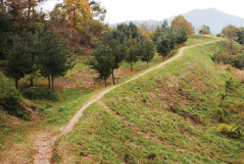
[112,8,244,35]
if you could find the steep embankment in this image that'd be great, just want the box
[51,36,243,163]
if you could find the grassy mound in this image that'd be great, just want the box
[53,36,243,163]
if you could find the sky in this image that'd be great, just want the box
[41,0,244,24]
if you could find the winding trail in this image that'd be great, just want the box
[33,40,219,164]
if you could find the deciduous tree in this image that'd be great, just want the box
[171,15,194,35]
[199,25,211,35]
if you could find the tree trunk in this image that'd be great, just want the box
[163,56,165,61]
[28,0,31,21]
[15,78,19,90]
[131,62,133,71]
[30,74,34,87]
[48,76,51,89]
[51,76,54,91]
[0,0,5,13]
[112,69,115,85]
[104,79,107,88]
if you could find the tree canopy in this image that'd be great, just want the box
[171,15,194,35]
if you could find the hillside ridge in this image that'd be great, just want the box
[34,37,220,164]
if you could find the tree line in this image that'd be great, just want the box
[0,0,191,90]
[86,16,191,87]
[212,25,244,70]
[0,0,108,90]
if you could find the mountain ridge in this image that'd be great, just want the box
[112,8,244,35]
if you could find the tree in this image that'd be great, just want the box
[100,30,125,85]
[222,25,239,54]
[236,27,244,45]
[37,31,75,91]
[86,41,113,87]
[156,28,177,60]
[171,15,194,34]
[161,20,168,30]
[138,23,154,38]
[124,38,139,71]
[199,25,211,35]
[222,25,238,40]
[156,33,171,61]
[0,13,13,60]
[23,32,39,87]
[175,27,188,45]
[89,0,107,21]
[140,37,155,68]
[117,22,140,40]
[3,35,29,89]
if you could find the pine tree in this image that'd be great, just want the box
[100,30,125,85]
[124,38,139,71]
[86,41,113,87]
[140,37,155,68]
[3,35,29,89]
[37,30,75,91]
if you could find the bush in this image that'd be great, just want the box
[0,88,31,120]
[23,87,59,101]
[218,124,242,139]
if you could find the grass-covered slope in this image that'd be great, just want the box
[53,36,244,164]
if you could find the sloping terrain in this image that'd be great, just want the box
[52,36,243,163]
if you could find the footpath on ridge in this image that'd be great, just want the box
[34,39,220,164]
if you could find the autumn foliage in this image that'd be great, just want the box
[171,15,194,34]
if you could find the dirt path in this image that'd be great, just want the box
[33,40,219,164]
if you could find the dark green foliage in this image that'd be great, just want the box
[175,27,188,45]
[0,13,13,33]
[100,30,126,85]
[23,87,59,101]
[140,37,155,67]
[157,33,172,59]
[124,38,139,71]
[86,41,113,87]
[117,22,140,40]
[154,23,187,60]
[37,30,75,90]
[0,13,13,60]
[3,35,30,89]
[0,88,31,121]
[236,27,244,45]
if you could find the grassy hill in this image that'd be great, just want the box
[52,36,244,163]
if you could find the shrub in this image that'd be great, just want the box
[218,124,242,139]
[0,88,31,120]
[23,87,59,101]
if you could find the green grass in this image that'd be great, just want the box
[53,37,244,163]
[185,34,219,46]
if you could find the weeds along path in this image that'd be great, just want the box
[33,40,220,164]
